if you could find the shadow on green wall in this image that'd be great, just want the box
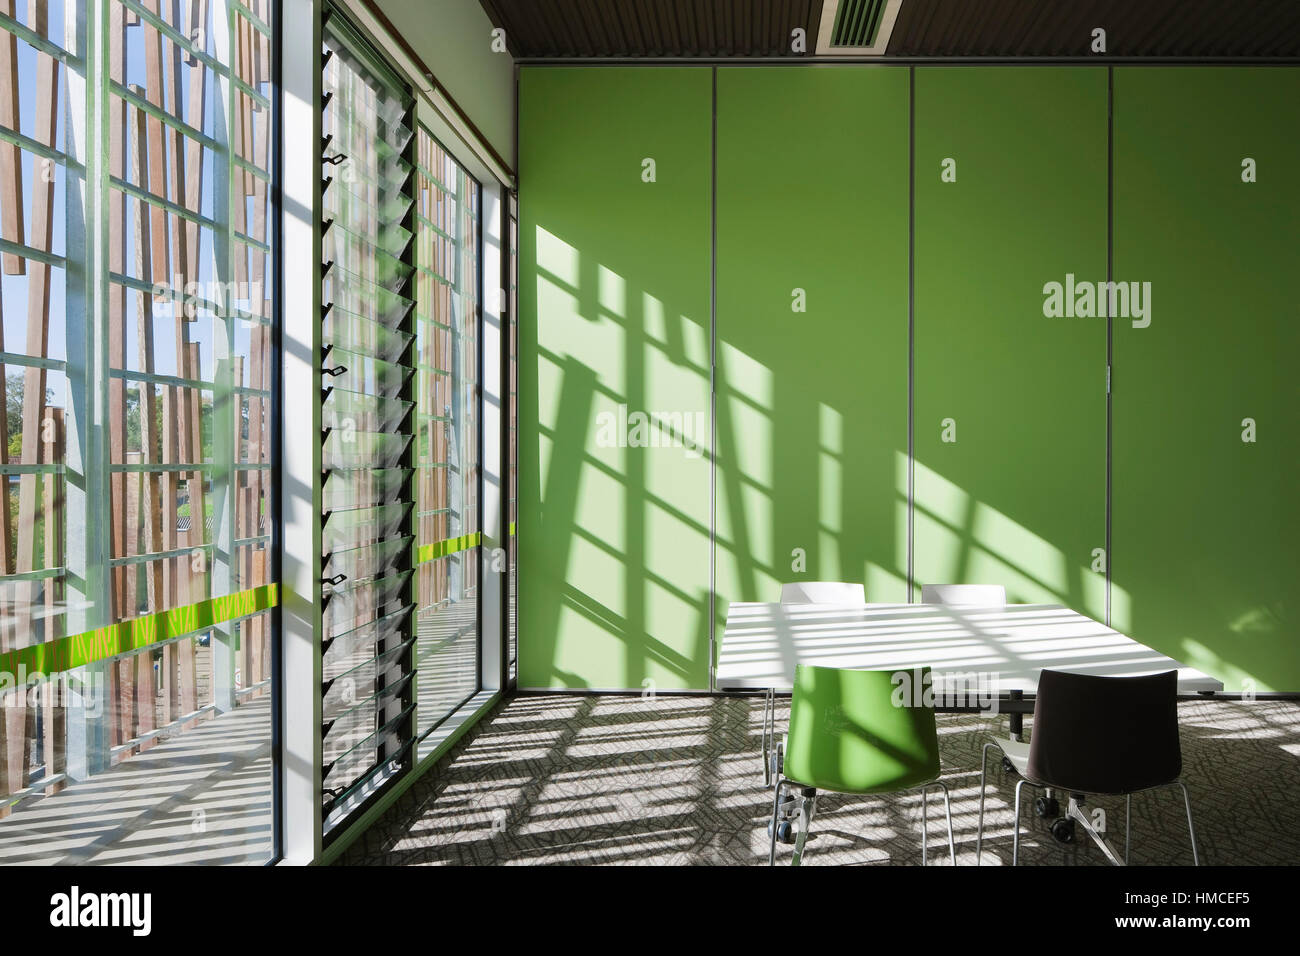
[520,227,1288,694]
[521,223,711,689]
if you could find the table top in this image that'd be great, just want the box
[715,602,1223,694]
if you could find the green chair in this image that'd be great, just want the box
[769,665,956,866]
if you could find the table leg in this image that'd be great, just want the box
[1008,688,1024,741]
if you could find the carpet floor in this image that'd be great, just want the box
[340,694,1300,866]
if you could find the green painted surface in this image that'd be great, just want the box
[913,67,1109,617]
[518,64,1297,692]
[518,68,713,689]
[785,665,941,794]
[1112,68,1300,692]
[715,67,910,644]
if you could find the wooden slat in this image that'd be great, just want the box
[131,101,166,616]
[0,288,13,583]
[16,0,57,582]
[233,356,248,688]
[0,0,24,274]
[10,0,58,797]
[257,0,270,84]
[159,386,176,729]
[108,2,129,628]
[183,0,202,67]
[136,7,170,293]
[0,697,17,817]
[159,0,189,305]
[182,0,208,291]
[150,0,200,734]
[129,103,163,753]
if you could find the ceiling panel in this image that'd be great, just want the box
[888,0,1300,57]
[478,0,820,57]
[477,0,1300,58]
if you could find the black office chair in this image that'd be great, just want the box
[976,669,1199,865]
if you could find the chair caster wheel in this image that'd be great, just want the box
[768,819,795,844]
[1035,795,1060,818]
[1002,756,1017,775]
[1050,817,1076,845]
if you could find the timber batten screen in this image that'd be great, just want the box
[0,0,278,864]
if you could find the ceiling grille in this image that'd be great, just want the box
[831,0,888,46]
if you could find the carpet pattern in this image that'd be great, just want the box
[340,694,1300,866]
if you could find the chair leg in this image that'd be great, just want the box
[1011,777,1028,866]
[976,741,997,865]
[921,785,928,866]
[1125,793,1131,865]
[941,783,956,865]
[768,779,785,866]
[1176,781,1200,866]
[791,790,814,867]
[926,781,957,865]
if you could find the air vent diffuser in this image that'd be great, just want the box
[832,0,888,47]
[816,0,902,54]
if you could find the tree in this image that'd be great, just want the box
[5,372,55,460]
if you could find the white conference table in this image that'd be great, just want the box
[716,602,1222,783]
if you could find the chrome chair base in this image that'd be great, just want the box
[767,777,956,867]
[976,741,1201,866]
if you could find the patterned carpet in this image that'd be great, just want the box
[340,693,1300,866]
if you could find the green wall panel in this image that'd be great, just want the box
[518,63,1298,693]
[1112,68,1300,692]
[913,67,1108,616]
[518,68,713,689]
[715,67,911,644]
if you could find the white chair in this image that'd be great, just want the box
[921,583,1006,607]
[765,581,866,792]
[780,581,866,604]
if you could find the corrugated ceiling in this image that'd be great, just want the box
[477,0,1300,58]
[477,0,821,57]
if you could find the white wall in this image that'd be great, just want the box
[372,0,515,166]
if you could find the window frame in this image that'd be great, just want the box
[279,0,509,865]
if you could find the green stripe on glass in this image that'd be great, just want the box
[414,532,482,565]
[0,583,278,679]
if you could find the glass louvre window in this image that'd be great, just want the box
[413,126,480,752]
[320,15,417,834]
[0,0,277,864]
